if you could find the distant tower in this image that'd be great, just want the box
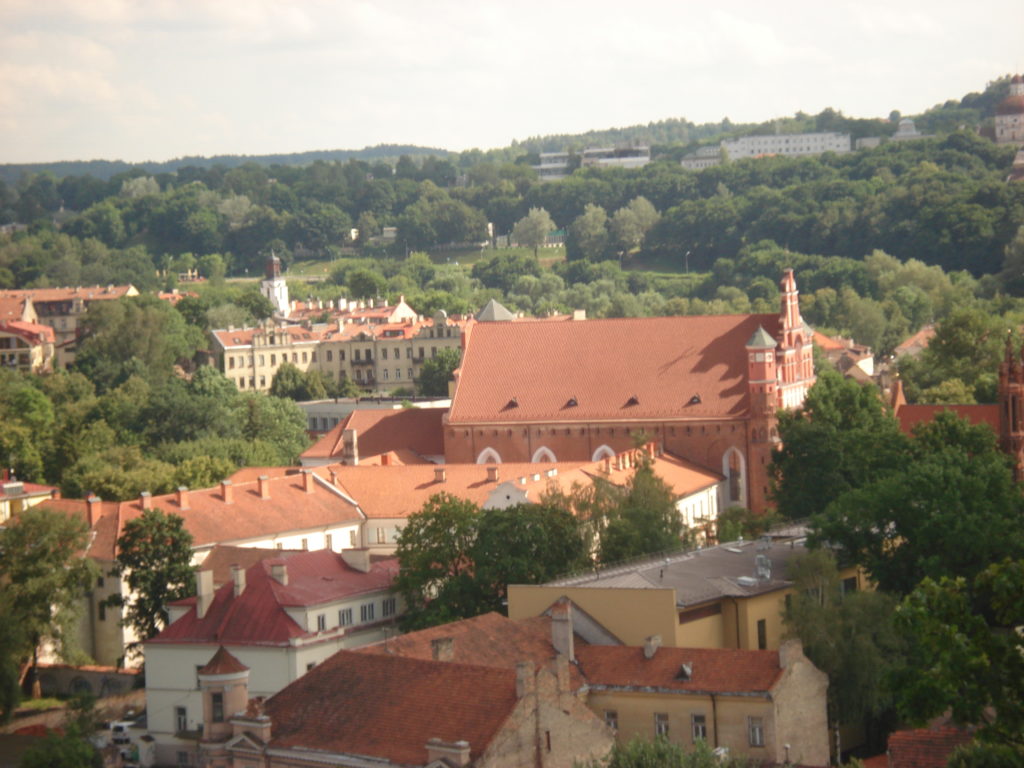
[775,270,815,409]
[745,325,781,513]
[260,252,290,318]
[998,334,1024,481]
[995,75,1024,146]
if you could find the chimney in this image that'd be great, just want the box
[779,638,807,669]
[381,453,391,466]
[139,491,152,510]
[550,599,574,662]
[434,467,446,483]
[177,486,190,510]
[258,475,271,500]
[270,562,288,586]
[196,570,214,619]
[486,465,499,482]
[644,635,662,659]
[221,480,233,504]
[340,548,371,573]
[431,637,454,662]
[515,661,536,699]
[301,469,314,493]
[86,494,100,526]
[425,739,471,767]
[342,428,359,466]
[231,564,246,597]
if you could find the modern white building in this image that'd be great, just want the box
[681,132,851,169]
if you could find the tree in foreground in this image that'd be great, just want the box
[893,559,1024,751]
[416,347,461,397]
[578,736,754,768]
[782,550,905,759]
[394,493,590,630]
[105,508,195,654]
[19,694,103,768]
[0,507,97,719]
[598,457,686,563]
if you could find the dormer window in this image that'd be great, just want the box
[565,397,578,408]
[504,397,519,410]
[689,394,702,405]
[625,395,639,407]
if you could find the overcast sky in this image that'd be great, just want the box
[1,0,1021,164]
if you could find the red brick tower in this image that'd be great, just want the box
[998,334,1024,481]
[746,326,780,514]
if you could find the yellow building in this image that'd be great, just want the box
[509,526,864,651]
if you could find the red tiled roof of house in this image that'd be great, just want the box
[359,611,586,687]
[576,645,783,693]
[151,550,398,646]
[0,319,55,345]
[812,329,846,351]
[0,285,137,303]
[887,725,972,768]
[265,651,518,765]
[894,404,999,436]
[302,407,447,460]
[894,325,936,357]
[317,461,590,520]
[449,314,781,423]
[46,472,363,560]
[198,544,304,586]
[211,325,323,348]
[199,645,249,675]
[0,296,32,322]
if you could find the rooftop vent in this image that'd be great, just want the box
[737,576,758,587]
[504,397,519,410]
[565,397,578,408]
[689,394,702,405]
[625,395,639,407]
[675,663,693,681]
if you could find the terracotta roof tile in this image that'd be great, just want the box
[895,404,998,435]
[887,725,972,768]
[0,285,136,303]
[266,651,518,764]
[449,314,780,423]
[199,646,249,675]
[198,544,304,587]
[302,407,446,460]
[576,645,782,693]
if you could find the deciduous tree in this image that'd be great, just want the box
[511,207,555,257]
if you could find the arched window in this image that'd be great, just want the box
[531,446,556,463]
[476,447,502,464]
[722,448,747,508]
[591,444,615,462]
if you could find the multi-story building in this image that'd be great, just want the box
[210,305,466,394]
[680,132,850,169]
[145,548,402,767]
[0,285,138,368]
[533,146,651,182]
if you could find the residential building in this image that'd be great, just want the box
[995,74,1024,146]
[578,639,828,766]
[44,469,366,666]
[0,285,138,368]
[508,526,864,652]
[0,318,55,373]
[445,270,815,513]
[533,151,572,182]
[146,549,401,767]
[210,305,466,394]
[359,604,828,766]
[533,146,650,181]
[194,643,613,768]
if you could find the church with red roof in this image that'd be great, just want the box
[444,270,815,513]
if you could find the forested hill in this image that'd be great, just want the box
[0,144,453,185]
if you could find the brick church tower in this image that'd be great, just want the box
[998,334,1024,481]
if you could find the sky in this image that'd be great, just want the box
[1,0,1021,164]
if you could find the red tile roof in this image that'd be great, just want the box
[199,645,249,675]
[266,651,518,764]
[0,285,137,303]
[887,725,972,768]
[302,407,447,460]
[894,404,999,436]
[45,471,363,559]
[198,544,304,587]
[151,550,398,647]
[449,313,781,423]
[0,320,55,345]
[0,296,32,322]
[576,645,783,694]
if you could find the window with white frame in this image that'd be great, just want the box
[175,706,188,732]
[654,712,669,737]
[692,713,707,742]
[316,614,326,631]
[339,608,352,626]
[382,597,397,617]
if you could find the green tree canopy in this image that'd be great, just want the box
[511,207,555,257]
[597,456,687,563]
[106,508,195,651]
[416,347,461,397]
